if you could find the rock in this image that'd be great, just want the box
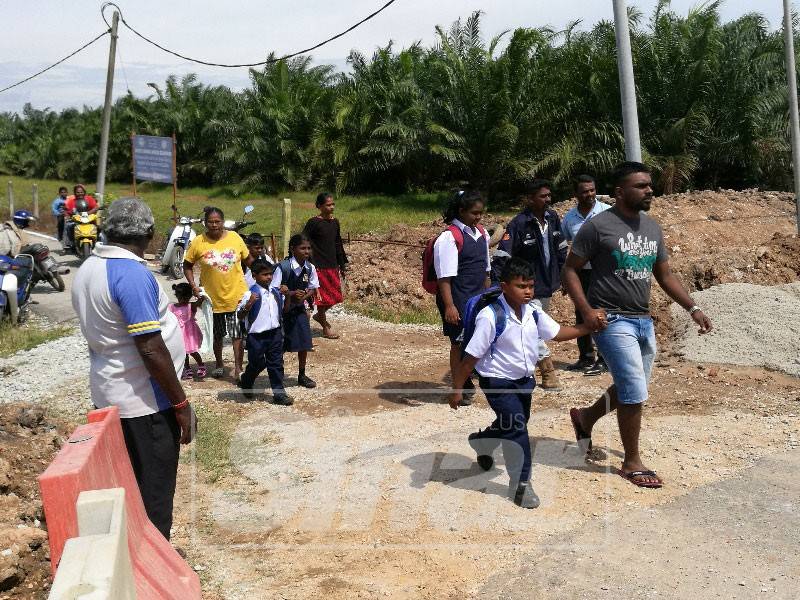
[15,406,44,429]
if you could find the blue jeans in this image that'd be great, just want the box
[474,376,536,483]
[592,314,656,405]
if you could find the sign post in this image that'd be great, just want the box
[172,133,178,223]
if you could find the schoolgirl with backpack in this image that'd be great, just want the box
[421,190,491,405]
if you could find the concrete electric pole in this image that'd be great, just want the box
[96,10,119,207]
[783,0,800,233]
[613,0,642,162]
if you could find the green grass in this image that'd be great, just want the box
[187,404,238,483]
[0,321,73,358]
[345,301,440,326]
[0,176,463,239]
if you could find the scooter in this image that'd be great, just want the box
[11,210,68,292]
[70,210,100,262]
[0,253,35,324]
[224,204,256,233]
[160,205,202,280]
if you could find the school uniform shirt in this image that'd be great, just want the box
[432,219,491,279]
[238,285,282,333]
[71,243,185,419]
[464,295,561,380]
[270,257,320,290]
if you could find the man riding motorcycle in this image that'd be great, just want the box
[63,184,98,250]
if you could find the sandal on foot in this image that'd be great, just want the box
[181,368,195,380]
[211,367,224,379]
[618,469,663,488]
[569,408,592,452]
[196,366,207,379]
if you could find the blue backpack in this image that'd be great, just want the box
[461,286,538,357]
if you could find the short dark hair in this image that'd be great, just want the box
[58,186,68,193]
[245,232,264,246]
[250,258,274,275]
[315,192,333,207]
[500,257,535,282]
[522,179,552,196]
[611,162,650,188]
[172,282,193,300]
[203,205,224,222]
[573,174,596,190]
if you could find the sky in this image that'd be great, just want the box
[0,0,788,113]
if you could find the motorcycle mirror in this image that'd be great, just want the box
[243,205,254,214]
[170,204,177,211]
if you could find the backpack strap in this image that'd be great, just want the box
[488,300,508,357]
[278,259,292,286]
[447,224,464,252]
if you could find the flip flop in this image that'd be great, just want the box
[196,366,207,379]
[210,367,224,379]
[569,408,592,452]
[181,368,194,381]
[618,469,663,489]
[322,333,340,339]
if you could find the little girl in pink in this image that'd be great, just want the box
[170,283,207,380]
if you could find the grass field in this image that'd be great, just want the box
[0,176,462,239]
[0,320,73,358]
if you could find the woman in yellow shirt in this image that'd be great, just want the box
[184,207,251,380]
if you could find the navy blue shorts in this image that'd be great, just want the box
[283,310,312,352]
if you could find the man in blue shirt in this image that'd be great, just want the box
[51,186,68,244]
[561,174,611,375]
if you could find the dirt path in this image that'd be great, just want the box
[163,312,799,599]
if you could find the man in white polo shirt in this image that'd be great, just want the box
[71,197,197,540]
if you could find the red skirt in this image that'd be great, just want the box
[316,267,343,308]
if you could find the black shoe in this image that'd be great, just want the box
[511,481,540,509]
[584,358,608,376]
[468,431,495,471]
[272,393,294,406]
[297,374,317,388]
[237,378,255,399]
[566,357,595,371]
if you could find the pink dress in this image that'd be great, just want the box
[169,303,202,354]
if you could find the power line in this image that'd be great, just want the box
[100,0,401,68]
[0,30,110,95]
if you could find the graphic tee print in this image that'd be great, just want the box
[184,232,249,312]
[570,207,668,314]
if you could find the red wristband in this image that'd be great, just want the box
[172,398,189,410]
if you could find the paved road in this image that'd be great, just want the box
[479,449,800,599]
[24,231,174,323]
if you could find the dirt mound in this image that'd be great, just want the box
[344,190,799,342]
[0,405,71,598]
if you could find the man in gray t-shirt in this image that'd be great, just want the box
[562,162,713,490]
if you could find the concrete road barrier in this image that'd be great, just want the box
[49,488,136,599]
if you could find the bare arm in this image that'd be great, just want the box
[183,260,201,296]
[653,260,712,334]
[437,278,460,324]
[448,354,480,410]
[552,322,597,342]
[133,332,197,444]
[562,252,606,330]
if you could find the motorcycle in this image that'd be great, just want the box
[0,253,35,324]
[70,210,100,261]
[160,205,202,280]
[224,204,256,233]
[11,210,68,292]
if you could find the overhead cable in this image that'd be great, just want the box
[0,30,110,94]
[100,0,401,68]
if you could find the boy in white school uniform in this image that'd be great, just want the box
[237,259,293,405]
[449,257,602,508]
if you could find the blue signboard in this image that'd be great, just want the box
[132,135,174,183]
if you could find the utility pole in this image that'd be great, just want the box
[96,10,119,207]
[783,0,800,233]
[613,0,642,162]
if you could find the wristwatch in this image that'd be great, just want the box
[688,305,702,315]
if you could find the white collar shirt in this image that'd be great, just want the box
[433,218,491,279]
[464,295,561,380]
[269,257,319,290]
[238,285,281,333]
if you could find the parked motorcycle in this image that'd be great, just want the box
[11,210,68,292]
[224,204,256,233]
[160,205,202,280]
[0,252,35,324]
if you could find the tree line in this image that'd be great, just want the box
[0,2,794,198]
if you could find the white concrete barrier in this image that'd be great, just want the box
[49,488,136,599]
